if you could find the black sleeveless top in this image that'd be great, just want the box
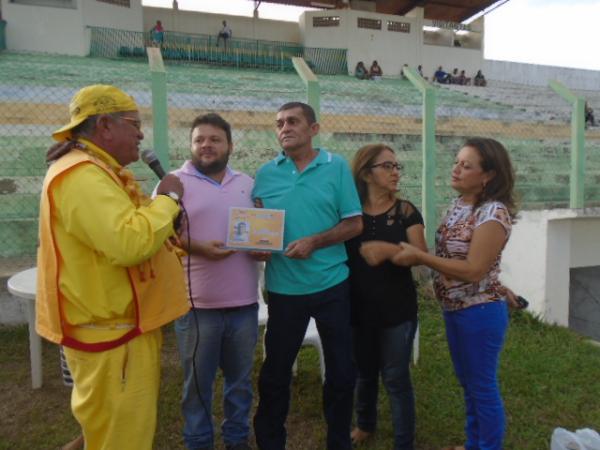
[345,199,424,328]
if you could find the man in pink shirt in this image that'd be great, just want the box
[172,113,264,450]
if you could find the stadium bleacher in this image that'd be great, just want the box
[0,50,599,267]
[444,79,600,125]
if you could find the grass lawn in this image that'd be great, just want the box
[1,294,599,449]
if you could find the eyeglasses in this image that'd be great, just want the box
[119,116,143,131]
[369,162,403,172]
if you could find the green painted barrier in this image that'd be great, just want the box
[549,80,586,209]
[147,47,170,170]
[292,57,320,147]
[404,67,437,246]
[0,21,6,51]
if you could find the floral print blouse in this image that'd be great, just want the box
[434,198,512,311]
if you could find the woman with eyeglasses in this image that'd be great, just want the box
[346,144,427,449]
[361,138,518,450]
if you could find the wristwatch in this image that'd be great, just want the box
[161,191,180,204]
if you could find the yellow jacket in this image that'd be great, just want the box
[36,142,189,351]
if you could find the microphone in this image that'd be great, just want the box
[141,149,184,231]
[141,149,166,179]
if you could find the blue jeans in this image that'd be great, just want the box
[175,304,258,449]
[444,301,509,450]
[254,280,356,450]
[352,319,417,450]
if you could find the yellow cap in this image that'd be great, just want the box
[52,84,138,142]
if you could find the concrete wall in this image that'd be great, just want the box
[501,208,600,328]
[3,2,600,91]
[143,6,300,43]
[302,9,418,75]
[569,266,600,341]
[2,0,83,54]
[483,59,600,91]
[83,0,143,31]
[501,210,549,320]
[2,0,142,55]
[301,8,483,77]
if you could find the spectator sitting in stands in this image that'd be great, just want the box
[586,102,596,128]
[355,61,370,80]
[150,20,164,47]
[433,66,450,84]
[450,68,460,84]
[369,60,383,80]
[474,70,487,87]
[457,70,471,85]
[217,20,232,49]
[401,63,409,80]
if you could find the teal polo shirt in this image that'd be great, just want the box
[252,148,362,295]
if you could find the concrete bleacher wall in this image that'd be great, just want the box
[300,8,484,78]
[301,9,420,75]
[502,210,600,334]
[142,6,300,44]
[483,59,600,91]
[1,0,143,55]
[3,1,600,93]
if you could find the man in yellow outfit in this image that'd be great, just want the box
[36,84,190,450]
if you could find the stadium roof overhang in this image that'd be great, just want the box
[254,0,509,23]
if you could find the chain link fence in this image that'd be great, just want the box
[318,76,424,210]
[0,52,155,277]
[162,61,303,186]
[435,84,573,216]
[1,50,599,281]
[439,82,600,212]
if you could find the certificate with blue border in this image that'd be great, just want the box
[226,207,285,252]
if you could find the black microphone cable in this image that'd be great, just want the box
[179,203,215,448]
[142,149,214,446]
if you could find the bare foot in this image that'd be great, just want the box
[351,427,372,445]
[61,434,84,450]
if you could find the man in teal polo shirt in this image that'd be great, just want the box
[252,102,363,450]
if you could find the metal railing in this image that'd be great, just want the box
[89,26,347,75]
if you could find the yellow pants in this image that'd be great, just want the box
[64,329,163,450]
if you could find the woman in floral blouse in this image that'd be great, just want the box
[361,137,517,450]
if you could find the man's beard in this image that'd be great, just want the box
[192,154,229,175]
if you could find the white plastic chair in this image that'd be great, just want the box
[257,263,268,327]
[299,318,326,383]
[412,324,420,366]
[258,263,326,383]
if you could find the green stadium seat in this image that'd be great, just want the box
[118,46,131,57]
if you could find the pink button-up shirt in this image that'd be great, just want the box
[172,161,258,309]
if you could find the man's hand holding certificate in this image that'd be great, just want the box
[226,207,285,252]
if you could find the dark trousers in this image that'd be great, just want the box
[353,320,417,450]
[254,280,356,450]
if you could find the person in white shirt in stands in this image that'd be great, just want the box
[217,20,232,49]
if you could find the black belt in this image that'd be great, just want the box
[193,303,255,314]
